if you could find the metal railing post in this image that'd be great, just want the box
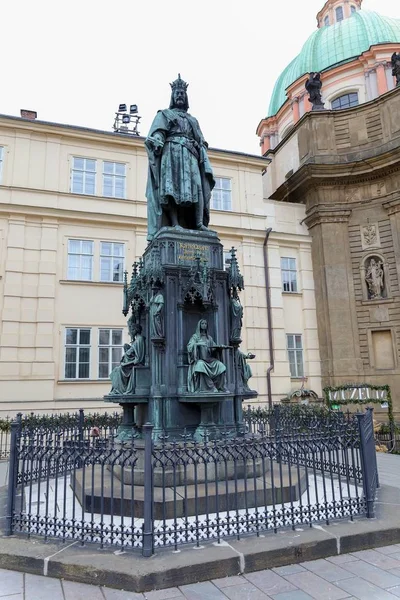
[78,409,84,443]
[6,414,22,536]
[357,408,378,518]
[142,422,154,557]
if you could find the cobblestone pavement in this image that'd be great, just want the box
[3,544,400,599]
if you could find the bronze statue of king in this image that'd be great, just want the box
[145,74,215,241]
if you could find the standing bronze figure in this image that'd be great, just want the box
[305,73,325,111]
[145,75,215,241]
[392,52,400,87]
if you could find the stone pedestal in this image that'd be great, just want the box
[73,461,306,520]
[104,227,258,442]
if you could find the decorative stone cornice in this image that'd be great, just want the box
[304,207,352,230]
[383,197,400,216]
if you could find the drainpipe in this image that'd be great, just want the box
[263,228,274,410]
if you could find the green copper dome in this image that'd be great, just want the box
[267,10,400,117]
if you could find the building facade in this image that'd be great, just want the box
[258,0,400,418]
[257,0,400,154]
[0,113,322,416]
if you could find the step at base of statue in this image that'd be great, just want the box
[73,463,306,520]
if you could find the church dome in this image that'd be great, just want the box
[268,10,400,117]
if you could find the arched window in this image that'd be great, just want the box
[351,5,357,14]
[335,6,344,22]
[331,92,359,110]
[324,15,330,26]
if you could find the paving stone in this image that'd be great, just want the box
[178,581,227,599]
[25,573,64,600]
[104,587,144,599]
[212,576,247,589]
[272,565,306,576]
[283,571,349,599]
[244,570,297,595]
[145,589,184,599]
[299,558,355,582]
[335,577,400,599]
[376,546,400,556]
[0,596,23,600]
[339,559,400,588]
[63,579,105,599]
[387,587,400,598]
[221,582,271,599]
[350,549,400,570]
[271,592,314,600]
[0,569,23,596]
[325,555,360,566]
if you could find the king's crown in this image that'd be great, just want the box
[170,73,189,92]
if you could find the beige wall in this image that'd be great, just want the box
[0,115,321,416]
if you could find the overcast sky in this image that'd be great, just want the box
[2,0,399,155]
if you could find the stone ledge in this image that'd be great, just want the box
[0,483,399,594]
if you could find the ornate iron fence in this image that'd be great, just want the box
[0,410,122,460]
[5,408,378,556]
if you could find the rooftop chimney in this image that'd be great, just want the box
[20,109,37,120]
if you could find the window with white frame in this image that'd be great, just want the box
[98,329,124,378]
[287,334,304,378]
[324,15,330,26]
[331,92,359,110]
[100,242,125,282]
[71,157,96,195]
[65,328,91,379]
[67,239,94,280]
[0,146,4,183]
[103,161,126,199]
[350,5,356,14]
[211,178,232,211]
[335,6,344,21]
[281,257,298,293]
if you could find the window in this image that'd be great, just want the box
[223,250,232,271]
[67,240,94,280]
[335,6,344,21]
[103,161,126,199]
[211,178,232,211]
[281,257,298,293]
[350,5,356,14]
[331,92,359,110]
[65,328,91,379]
[324,15,330,26]
[71,157,96,195]
[98,329,123,378]
[287,334,304,378]
[100,242,125,282]
[0,146,3,183]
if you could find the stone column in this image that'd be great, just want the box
[292,98,300,125]
[304,208,364,385]
[383,198,400,288]
[261,134,271,154]
[376,63,388,96]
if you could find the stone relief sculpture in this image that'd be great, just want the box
[109,323,145,395]
[305,72,325,111]
[362,224,378,248]
[392,52,400,87]
[230,290,243,342]
[237,350,256,391]
[149,291,165,338]
[145,74,215,241]
[365,257,385,300]
[187,319,227,393]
